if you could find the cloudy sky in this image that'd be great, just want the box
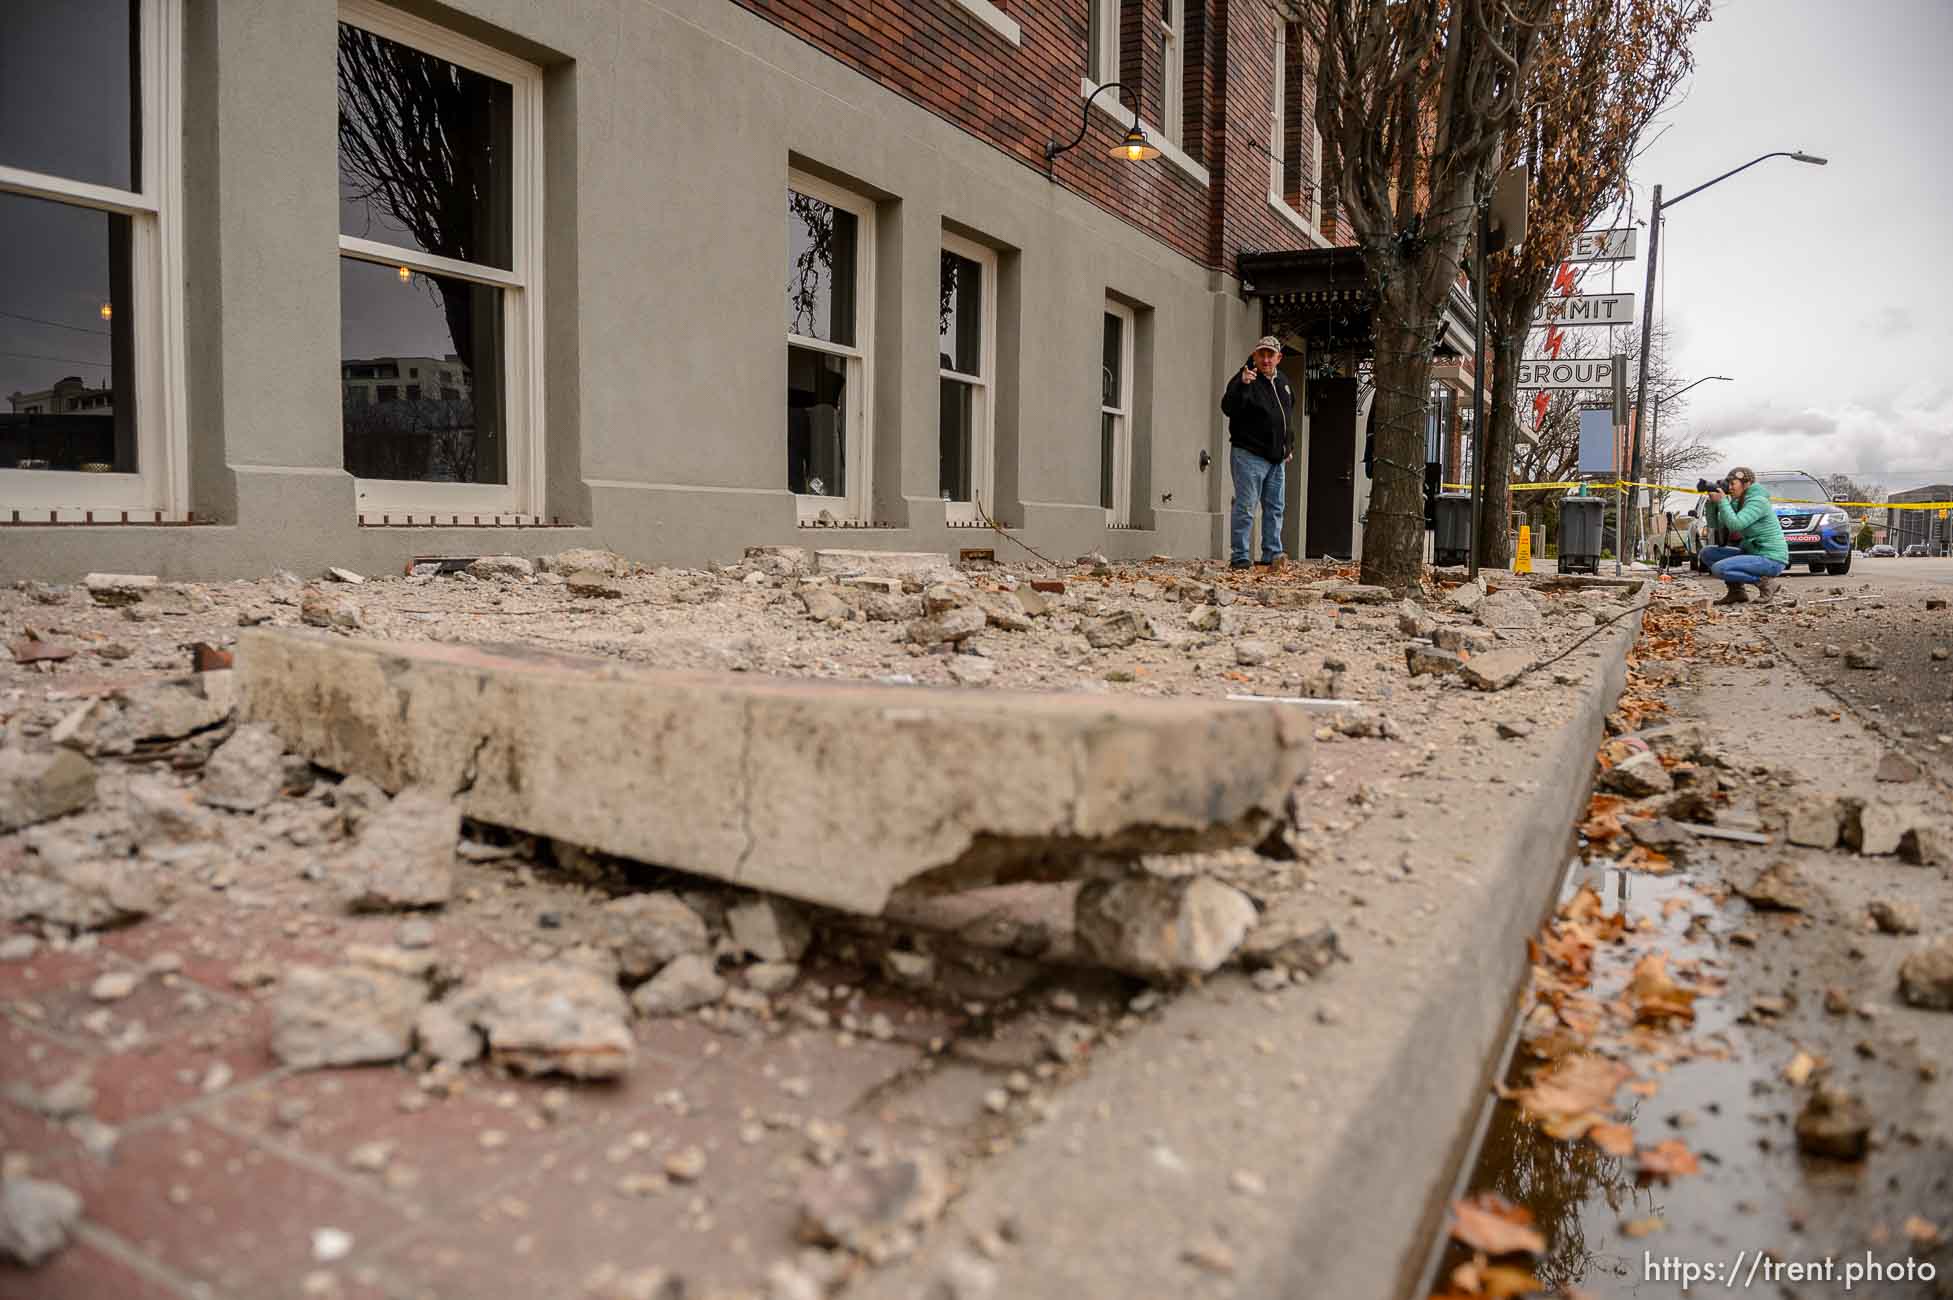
[1610,0,1953,496]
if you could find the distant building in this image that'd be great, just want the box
[341,357,470,406]
[8,376,114,416]
[1887,484,1952,554]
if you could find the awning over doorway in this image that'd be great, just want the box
[1236,247,1477,360]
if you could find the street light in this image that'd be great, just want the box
[1625,151,1826,566]
[1644,375,1731,557]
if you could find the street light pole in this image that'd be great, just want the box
[1647,374,1732,570]
[1625,151,1826,569]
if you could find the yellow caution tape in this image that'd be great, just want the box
[1438,480,1953,510]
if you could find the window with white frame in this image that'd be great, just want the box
[1311,120,1325,227]
[1,0,184,515]
[1100,302,1134,527]
[1159,0,1184,150]
[337,0,543,517]
[938,234,995,524]
[1088,0,1120,86]
[786,172,875,522]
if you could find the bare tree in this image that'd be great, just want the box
[1473,0,1709,566]
[1298,0,1558,588]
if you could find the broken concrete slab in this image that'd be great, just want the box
[1899,940,1953,1011]
[271,965,428,1069]
[0,860,159,932]
[0,747,96,832]
[1600,750,1672,797]
[198,723,288,812]
[1405,645,1462,678]
[1460,649,1533,692]
[57,672,236,757]
[1841,797,1907,856]
[235,630,1308,915]
[1785,796,1843,849]
[341,789,459,912]
[1432,626,1495,655]
[907,607,984,646]
[1900,825,1948,867]
[447,961,634,1079]
[82,573,157,607]
[813,550,955,583]
[1083,610,1146,649]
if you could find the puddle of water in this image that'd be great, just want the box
[1420,859,1918,1298]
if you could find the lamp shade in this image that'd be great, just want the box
[1109,124,1161,163]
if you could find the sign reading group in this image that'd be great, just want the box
[1517,357,1619,390]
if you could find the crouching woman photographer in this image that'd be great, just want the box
[1698,466,1788,605]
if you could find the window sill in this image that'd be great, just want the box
[1267,194,1331,248]
[1079,78,1209,187]
[949,0,1020,45]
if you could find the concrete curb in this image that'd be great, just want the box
[852,593,1651,1300]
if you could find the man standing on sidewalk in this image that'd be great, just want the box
[1220,336,1296,570]
[1699,466,1788,604]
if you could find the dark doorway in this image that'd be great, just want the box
[1306,377,1358,558]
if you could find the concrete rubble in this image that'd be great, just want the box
[445,961,636,1079]
[0,746,96,832]
[0,1176,84,1267]
[340,787,460,911]
[1074,875,1259,979]
[271,963,430,1069]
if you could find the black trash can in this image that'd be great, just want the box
[1559,495,1604,574]
[1433,493,1472,567]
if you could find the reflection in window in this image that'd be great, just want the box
[939,252,981,376]
[940,379,975,504]
[787,344,847,498]
[339,259,503,485]
[0,192,137,474]
[787,192,857,346]
[337,23,513,270]
[938,249,984,505]
[0,0,139,193]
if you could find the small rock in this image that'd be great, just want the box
[542,548,632,577]
[1875,752,1922,783]
[1405,645,1463,678]
[566,570,627,599]
[466,556,535,580]
[663,1146,707,1182]
[1869,900,1920,935]
[312,1228,353,1263]
[1433,625,1496,655]
[908,606,986,646]
[396,919,436,950]
[0,936,39,962]
[272,965,428,1069]
[1182,1232,1235,1275]
[802,589,852,622]
[1842,797,1907,856]
[1794,1085,1870,1160]
[1474,591,1543,631]
[0,1176,83,1266]
[948,657,996,687]
[630,953,726,1017]
[746,962,800,995]
[342,789,459,911]
[727,897,813,964]
[1739,861,1814,913]
[1601,751,1672,797]
[0,747,97,833]
[1899,939,1953,1011]
[89,971,139,1002]
[1188,605,1227,634]
[1899,825,1947,867]
[1785,797,1843,849]
[881,949,936,989]
[1460,648,1533,692]
[1083,610,1147,650]
[1074,876,1257,979]
[198,723,289,812]
[598,893,710,981]
[1234,640,1274,667]
[300,588,362,630]
[1325,584,1390,605]
[1496,720,1534,739]
[1844,646,1881,670]
[325,567,366,585]
[1238,915,1341,976]
[1446,582,1486,613]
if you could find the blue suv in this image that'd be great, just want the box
[1694,469,1853,576]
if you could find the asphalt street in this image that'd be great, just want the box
[1691,555,1953,764]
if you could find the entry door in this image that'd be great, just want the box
[1306,378,1358,558]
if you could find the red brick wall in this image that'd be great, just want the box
[728,1,1208,265]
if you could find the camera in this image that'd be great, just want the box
[1696,476,1732,494]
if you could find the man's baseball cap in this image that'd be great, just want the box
[1252,336,1283,353]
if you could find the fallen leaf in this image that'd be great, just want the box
[1626,1079,1659,1098]
[1627,951,1697,1025]
[1451,1194,1547,1257]
[1480,1265,1544,1299]
[1636,1138,1702,1179]
[1448,1258,1483,1294]
[1905,1216,1943,1246]
[1618,845,1673,876]
[1588,1123,1635,1157]
[1620,1215,1664,1238]
[1560,885,1606,923]
[190,642,234,671]
[1515,1053,1631,1124]
[1541,1111,1602,1141]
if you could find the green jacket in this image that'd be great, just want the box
[1715,486,1789,563]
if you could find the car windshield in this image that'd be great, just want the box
[1753,474,1830,507]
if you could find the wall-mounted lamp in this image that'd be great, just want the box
[98,302,113,321]
[397,265,412,284]
[1045,82,1160,173]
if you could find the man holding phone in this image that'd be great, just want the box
[1220,335,1295,570]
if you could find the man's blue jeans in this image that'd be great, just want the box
[1700,545,1785,586]
[1230,446,1285,564]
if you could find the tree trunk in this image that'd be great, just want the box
[1360,278,1439,591]
[1476,326,1521,568]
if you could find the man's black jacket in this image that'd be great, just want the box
[1220,369,1294,464]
